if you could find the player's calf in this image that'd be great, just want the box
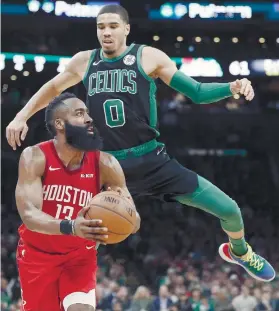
[68,304,95,311]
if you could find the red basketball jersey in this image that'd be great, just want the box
[18,140,100,254]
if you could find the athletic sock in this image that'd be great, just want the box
[229,237,248,256]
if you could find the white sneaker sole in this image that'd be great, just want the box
[218,244,275,283]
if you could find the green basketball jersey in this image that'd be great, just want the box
[83,44,159,151]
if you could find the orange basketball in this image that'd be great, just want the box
[85,191,137,244]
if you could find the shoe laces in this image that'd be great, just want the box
[242,245,264,271]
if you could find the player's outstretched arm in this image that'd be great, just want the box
[16,146,108,242]
[142,47,254,104]
[6,50,91,151]
[99,152,141,233]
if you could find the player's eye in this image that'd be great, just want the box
[76,111,83,117]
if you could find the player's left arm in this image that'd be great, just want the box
[142,46,254,103]
[99,152,141,233]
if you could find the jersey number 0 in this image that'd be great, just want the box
[103,99,126,128]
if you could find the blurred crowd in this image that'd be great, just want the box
[2,239,279,311]
[95,257,279,311]
[1,89,279,310]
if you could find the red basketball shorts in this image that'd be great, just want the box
[17,240,97,311]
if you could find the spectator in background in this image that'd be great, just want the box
[112,300,123,311]
[256,288,275,311]
[176,293,193,311]
[169,305,179,311]
[160,268,177,287]
[230,286,240,300]
[199,296,214,311]
[1,302,10,311]
[213,288,232,311]
[253,288,262,305]
[1,277,11,308]
[130,286,153,311]
[96,284,106,310]
[232,286,257,311]
[273,290,279,311]
[113,286,131,310]
[97,281,120,310]
[6,277,21,304]
[190,289,215,311]
[189,287,202,310]
[151,285,173,311]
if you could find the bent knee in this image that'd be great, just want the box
[67,304,95,311]
[222,198,242,220]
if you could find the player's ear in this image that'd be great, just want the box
[55,118,64,131]
[125,24,130,36]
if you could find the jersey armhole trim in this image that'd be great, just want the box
[136,45,154,83]
[82,49,96,84]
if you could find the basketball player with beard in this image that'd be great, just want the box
[16,92,140,311]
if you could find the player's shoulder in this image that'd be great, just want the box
[99,151,115,165]
[21,144,45,160]
[140,46,170,68]
[64,50,94,77]
[99,152,124,181]
[68,50,94,69]
[72,50,94,62]
[141,46,166,58]
[19,144,46,175]
[99,151,122,169]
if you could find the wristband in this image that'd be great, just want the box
[60,220,74,235]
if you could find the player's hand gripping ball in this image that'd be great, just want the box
[85,191,137,244]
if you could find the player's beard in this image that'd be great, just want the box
[64,122,103,151]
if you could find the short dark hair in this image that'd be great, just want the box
[97,4,129,24]
[45,92,77,136]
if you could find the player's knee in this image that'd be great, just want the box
[222,198,242,221]
[67,304,95,311]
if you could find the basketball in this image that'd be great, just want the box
[85,191,137,244]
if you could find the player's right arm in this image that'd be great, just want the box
[16,145,108,242]
[141,46,254,104]
[6,50,91,151]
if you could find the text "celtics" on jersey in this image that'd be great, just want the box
[88,69,137,96]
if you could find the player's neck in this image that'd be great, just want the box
[53,138,84,169]
[102,43,128,59]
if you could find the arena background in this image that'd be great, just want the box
[1,1,279,310]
